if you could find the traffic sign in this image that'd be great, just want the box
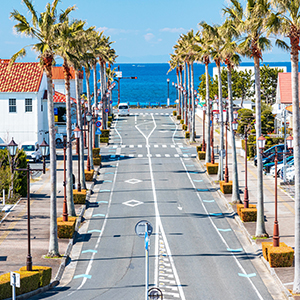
[105,108,109,113]
[148,287,163,299]
[135,220,153,238]
[95,128,102,135]
[110,100,112,104]
[10,272,20,288]
[96,121,101,127]
[145,230,149,250]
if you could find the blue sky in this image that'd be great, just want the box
[0,0,291,63]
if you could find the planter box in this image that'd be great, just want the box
[19,266,52,288]
[198,151,206,160]
[220,181,233,194]
[236,204,257,216]
[85,169,94,181]
[177,115,181,120]
[92,148,100,158]
[262,242,287,261]
[206,163,218,175]
[73,189,87,204]
[185,131,190,139]
[173,110,177,116]
[93,156,101,166]
[268,245,294,267]
[240,208,257,222]
[57,216,76,239]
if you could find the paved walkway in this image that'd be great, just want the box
[195,108,296,299]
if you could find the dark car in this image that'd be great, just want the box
[263,155,293,173]
[254,144,285,166]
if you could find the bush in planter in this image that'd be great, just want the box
[198,151,205,160]
[19,266,52,288]
[268,246,294,267]
[177,115,181,120]
[57,216,76,238]
[92,148,100,158]
[73,189,87,204]
[206,163,218,174]
[182,124,187,131]
[196,145,203,152]
[236,204,256,216]
[100,129,110,137]
[94,156,101,165]
[180,119,184,124]
[185,131,190,139]
[108,116,113,122]
[262,242,287,261]
[240,208,257,222]
[219,181,233,194]
[173,110,177,116]
[85,169,94,181]
[100,137,109,143]
[108,121,111,128]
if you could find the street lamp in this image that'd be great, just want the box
[224,110,229,183]
[167,78,170,107]
[74,126,81,192]
[286,135,293,153]
[202,104,207,151]
[39,139,49,174]
[243,125,250,208]
[63,137,68,222]
[86,112,92,172]
[211,110,215,164]
[8,137,49,271]
[273,147,280,247]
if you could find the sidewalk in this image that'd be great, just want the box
[194,109,296,299]
[0,148,96,285]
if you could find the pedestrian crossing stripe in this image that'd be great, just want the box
[217,228,232,232]
[209,213,223,216]
[203,200,215,203]
[238,273,256,278]
[82,249,97,254]
[227,248,243,252]
[74,274,92,279]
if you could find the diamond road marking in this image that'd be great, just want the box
[125,178,142,184]
[123,199,143,207]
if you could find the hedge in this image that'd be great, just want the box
[92,148,100,158]
[108,121,111,128]
[173,111,177,116]
[85,170,94,181]
[93,156,101,166]
[19,266,52,288]
[219,181,232,194]
[73,189,87,204]
[236,204,257,216]
[206,163,218,175]
[198,151,205,160]
[185,131,190,139]
[182,124,187,131]
[240,208,257,222]
[268,246,294,268]
[100,137,109,144]
[108,116,113,122]
[262,242,287,261]
[180,119,184,124]
[57,217,77,239]
[177,115,181,120]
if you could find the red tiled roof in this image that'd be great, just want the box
[53,91,76,103]
[278,73,300,104]
[0,60,43,92]
[52,66,83,80]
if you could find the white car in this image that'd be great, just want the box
[118,103,130,116]
[20,141,42,162]
[286,166,295,182]
[270,159,294,177]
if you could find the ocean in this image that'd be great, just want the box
[83,62,291,107]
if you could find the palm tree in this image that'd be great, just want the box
[220,19,242,204]
[55,19,86,217]
[225,0,271,237]
[266,0,300,292]
[10,0,75,256]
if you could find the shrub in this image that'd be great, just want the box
[182,124,187,131]
[108,116,113,122]
[185,131,190,139]
[73,189,87,204]
[206,163,218,174]
[268,246,294,267]
[108,121,111,128]
[100,129,110,137]
[240,208,257,222]
[177,115,181,120]
[262,242,287,261]
[93,156,101,165]
[100,137,109,144]
[19,266,52,288]
[180,119,184,124]
[219,181,233,194]
[92,148,100,158]
[85,170,94,181]
[236,204,256,216]
[196,145,202,152]
[57,217,76,238]
[198,151,205,160]
[173,110,177,116]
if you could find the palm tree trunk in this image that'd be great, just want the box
[75,70,86,190]
[227,65,240,203]
[184,63,187,125]
[63,60,75,217]
[254,56,267,237]
[45,63,59,257]
[180,68,183,117]
[205,62,211,164]
[86,70,94,170]
[217,62,224,181]
[93,62,98,148]
[176,68,180,115]
[292,48,300,293]
[100,61,107,129]
[190,62,195,142]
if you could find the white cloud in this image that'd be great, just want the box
[144,33,155,42]
[160,27,185,33]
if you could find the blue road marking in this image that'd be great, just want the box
[88,230,102,233]
[186,165,194,167]
[93,214,105,217]
[98,201,108,204]
[189,171,199,174]
[209,213,223,216]
[82,249,98,254]
[100,190,111,192]
[227,248,243,252]
[110,155,116,158]
[193,180,203,182]
[203,200,215,203]
[197,189,210,192]
[238,273,256,278]
[105,172,114,174]
[217,228,232,232]
[73,274,92,280]
[103,180,112,183]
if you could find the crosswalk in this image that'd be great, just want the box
[103,153,197,159]
[104,144,188,149]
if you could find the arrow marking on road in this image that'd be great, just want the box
[73,274,92,280]
[82,250,98,254]
[227,248,243,252]
[93,214,105,217]
[217,228,232,232]
[238,273,256,278]
[203,200,215,203]
[88,230,102,233]
[209,213,223,216]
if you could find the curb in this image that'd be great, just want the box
[14,165,101,299]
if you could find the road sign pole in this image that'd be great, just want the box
[145,223,149,300]
[12,273,16,300]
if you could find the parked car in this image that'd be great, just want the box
[20,141,41,162]
[118,103,130,116]
[254,144,285,166]
[285,166,295,182]
[270,157,294,177]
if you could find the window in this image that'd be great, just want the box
[25,98,32,112]
[9,99,16,113]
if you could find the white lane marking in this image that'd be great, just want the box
[154,145,159,148]
[121,145,126,148]
[138,154,143,158]
[68,160,120,296]
[156,154,161,158]
[162,145,167,148]
[138,145,143,148]
[114,117,122,146]
[135,114,186,300]
[174,154,179,158]
[165,154,170,158]
[129,145,134,148]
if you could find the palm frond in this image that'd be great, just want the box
[23,0,38,26]
[10,48,26,65]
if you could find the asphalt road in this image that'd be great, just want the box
[34,108,274,300]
